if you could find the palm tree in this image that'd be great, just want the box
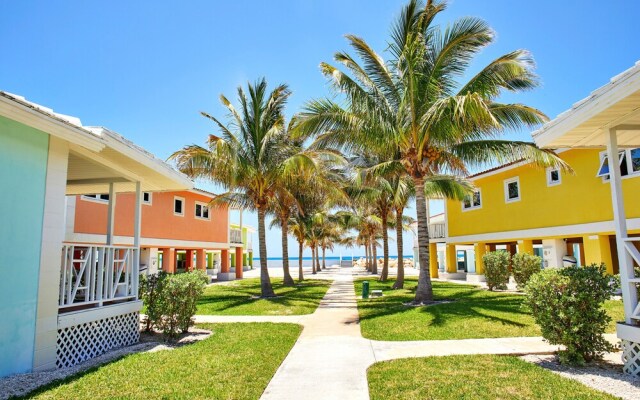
[171,78,306,298]
[294,0,568,303]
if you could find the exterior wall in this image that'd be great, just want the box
[33,137,69,372]
[0,116,49,376]
[72,191,229,245]
[447,149,640,239]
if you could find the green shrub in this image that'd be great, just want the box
[511,252,542,290]
[139,271,168,332]
[524,264,614,365]
[140,271,208,339]
[483,251,510,291]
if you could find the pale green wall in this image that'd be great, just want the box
[0,116,49,377]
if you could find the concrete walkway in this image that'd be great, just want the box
[195,266,579,399]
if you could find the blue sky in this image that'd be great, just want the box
[1,1,638,258]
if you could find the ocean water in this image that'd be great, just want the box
[252,255,414,268]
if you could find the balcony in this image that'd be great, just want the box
[230,228,243,244]
[59,243,139,311]
[429,222,446,239]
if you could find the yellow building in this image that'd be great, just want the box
[438,147,640,280]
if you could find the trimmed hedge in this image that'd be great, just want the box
[512,252,542,290]
[483,251,510,291]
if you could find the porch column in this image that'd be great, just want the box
[185,249,194,271]
[217,249,233,281]
[488,243,496,252]
[196,249,206,271]
[583,235,614,274]
[429,242,439,278]
[235,246,244,279]
[161,248,175,273]
[518,240,534,255]
[106,182,116,245]
[133,182,142,296]
[606,128,638,322]
[475,243,487,275]
[445,244,457,273]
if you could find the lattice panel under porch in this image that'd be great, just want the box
[622,340,640,376]
[56,311,140,368]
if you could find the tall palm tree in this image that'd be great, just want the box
[171,78,307,298]
[294,0,568,303]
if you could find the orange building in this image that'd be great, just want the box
[66,189,248,281]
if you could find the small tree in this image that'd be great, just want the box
[512,252,542,290]
[524,264,614,365]
[483,251,510,291]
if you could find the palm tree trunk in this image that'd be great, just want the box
[364,241,369,271]
[380,210,389,281]
[322,246,326,269]
[257,207,275,297]
[311,246,317,274]
[281,216,294,286]
[372,239,378,275]
[298,240,304,281]
[315,245,320,272]
[392,207,405,289]
[412,179,434,303]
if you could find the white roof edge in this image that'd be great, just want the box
[0,91,106,152]
[532,60,640,148]
[88,126,192,188]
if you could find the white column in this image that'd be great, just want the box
[133,182,142,297]
[106,182,116,245]
[606,128,638,323]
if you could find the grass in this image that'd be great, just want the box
[367,354,617,400]
[196,278,331,315]
[355,278,624,341]
[20,323,301,400]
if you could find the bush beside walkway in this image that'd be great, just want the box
[20,323,301,400]
[355,278,623,341]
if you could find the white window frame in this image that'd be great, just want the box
[142,192,152,205]
[174,196,185,216]
[461,189,482,211]
[194,201,210,220]
[81,194,110,203]
[546,167,561,187]
[504,177,521,203]
[597,148,640,181]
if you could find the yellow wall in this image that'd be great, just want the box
[447,149,640,239]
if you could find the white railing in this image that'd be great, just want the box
[59,243,139,310]
[230,228,242,244]
[429,222,446,239]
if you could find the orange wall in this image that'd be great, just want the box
[74,191,229,243]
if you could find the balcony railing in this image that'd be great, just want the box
[230,228,243,244]
[59,243,139,310]
[429,222,446,239]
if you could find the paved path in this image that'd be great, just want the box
[195,266,596,399]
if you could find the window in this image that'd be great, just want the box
[174,196,185,216]
[504,177,520,203]
[82,194,109,202]
[546,167,561,186]
[597,151,624,180]
[462,189,482,211]
[142,192,152,205]
[195,201,210,219]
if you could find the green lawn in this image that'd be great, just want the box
[21,323,301,400]
[367,354,616,400]
[355,278,624,341]
[196,278,331,315]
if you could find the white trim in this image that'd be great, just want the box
[65,232,231,250]
[546,167,561,187]
[194,201,211,220]
[58,301,143,329]
[503,177,521,203]
[446,217,640,245]
[173,196,185,217]
[461,189,482,211]
[142,192,152,205]
[81,194,110,203]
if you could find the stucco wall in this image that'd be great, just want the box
[0,116,49,376]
